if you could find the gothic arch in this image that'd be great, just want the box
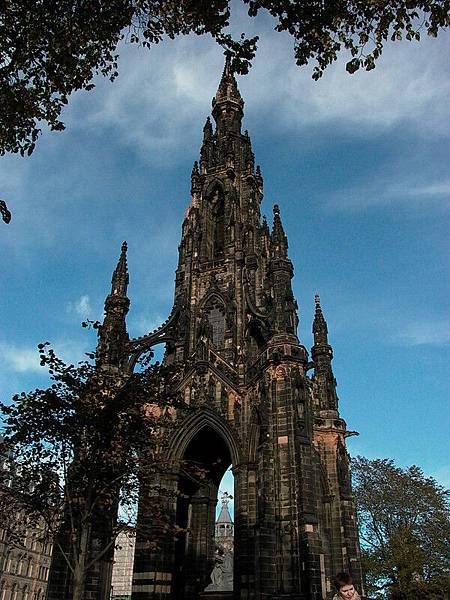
[203,178,228,199]
[166,407,243,468]
[199,289,226,311]
[196,290,229,350]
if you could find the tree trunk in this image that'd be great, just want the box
[72,521,91,600]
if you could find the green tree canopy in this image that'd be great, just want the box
[1,0,449,157]
[352,456,450,599]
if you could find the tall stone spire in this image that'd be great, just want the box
[312,292,329,346]
[97,241,130,369]
[311,293,338,412]
[270,204,288,258]
[212,54,244,136]
[111,241,129,296]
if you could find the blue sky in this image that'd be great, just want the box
[0,8,449,518]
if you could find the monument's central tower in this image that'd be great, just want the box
[165,57,299,372]
[98,58,363,600]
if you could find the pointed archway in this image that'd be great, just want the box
[173,425,232,599]
[132,409,243,600]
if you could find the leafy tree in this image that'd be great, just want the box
[352,456,450,599]
[0,342,189,600]
[1,0,449,158]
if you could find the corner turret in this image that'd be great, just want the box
[311,294,338,412]
[97,242,130,369]
[270,204,288,259]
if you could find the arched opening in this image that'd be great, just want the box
[173,426,233,600]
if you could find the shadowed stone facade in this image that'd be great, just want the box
[46,59,364,600]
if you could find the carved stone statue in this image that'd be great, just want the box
[205,546,233,592]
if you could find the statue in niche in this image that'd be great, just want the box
[197,312,212,343]
[176,304,189,338]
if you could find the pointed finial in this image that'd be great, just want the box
[272,204,284,234]
[271,204,288,257]
[111,241,129,296]
[203,116,213,140]
[313,292,328,344]
[191,160,201,196]
[213,55,244,108]
[224,52,232,75]
[256,165,263,188]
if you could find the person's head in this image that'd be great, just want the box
[334,573,355,600]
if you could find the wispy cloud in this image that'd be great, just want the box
[0,338,92,376]
[243,28,450,137]
[324,176,450,212]
[128,313,167,338]
[0,342,42,374]
[390,318,450,347]
[67,40,222,161]
[60,19,449,162]
[320,296,450,349]
[67,294,92,319]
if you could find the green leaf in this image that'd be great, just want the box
[346,58,361,74]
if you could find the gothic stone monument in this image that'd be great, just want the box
[48,59,364,600]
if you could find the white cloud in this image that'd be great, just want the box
[0,338,93,376]
[324,176,450,212]
[320,296,450,349]
[67,294,92,319]
[243,28,450,137]
[0,342,42,373]
[67,39,222,160]
[390,318,450,347]
[60,19,449,162]
[128,313,167,337]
